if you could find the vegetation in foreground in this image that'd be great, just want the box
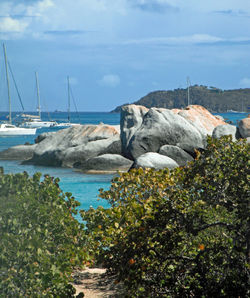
[0,136,249,297]
[0,170,86,297]
[81,136,249,297]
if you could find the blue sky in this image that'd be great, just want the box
[0,0,250,112]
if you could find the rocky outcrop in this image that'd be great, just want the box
[35,131,56,143]
[159,145,194,166]
[120,105,148,158]
[127,108,205,160]
[0,144,37,160]
[212,124,239,141]
[131,152,178,170]
[238,118,250,138]
[61,135,121,167]
[1,105,247,173]
[172,105,226,136]
[75,154,133,173]
[26,124,121,167]
[214,115,225,121]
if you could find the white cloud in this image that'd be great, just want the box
[1,0,250,47]
[0,17,28,32]
[123,34,223,45]
[239,77,250,87]
[99,74,121,87]
[0,0,54,39]
[0,0,129,40]
[129,0,180,13]
[122,34,250,46]
[175,0,250,14]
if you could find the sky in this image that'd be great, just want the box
[0,0,250,112]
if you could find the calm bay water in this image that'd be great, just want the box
[0,111,248,217]
[0,112,119,219]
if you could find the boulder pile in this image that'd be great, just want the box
[0,105,249,173]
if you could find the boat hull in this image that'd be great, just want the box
[0,124,36,136]
[53,122,81,128]
[20,121,57,128]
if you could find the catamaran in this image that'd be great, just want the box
[19,72,57,128]
[53,76,80,127]
[0,44,37,136]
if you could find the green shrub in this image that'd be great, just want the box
[81,136,250,297]
[0,170,86,297]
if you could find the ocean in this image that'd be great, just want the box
[0,111,248,219]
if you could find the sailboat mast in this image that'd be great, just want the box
[67,76,70,122]
[3,44,11,124]
[187,76,190,106]
[35,71,41,119]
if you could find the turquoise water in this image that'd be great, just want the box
[0,159,112,221]
[0,112,118,219]
[213,112,248,125]
[0,111,120,151]
[0,111,248,217]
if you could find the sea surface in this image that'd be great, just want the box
[0,111,248,219]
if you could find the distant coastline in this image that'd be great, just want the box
[111,85,250,114]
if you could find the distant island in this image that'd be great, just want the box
[111,85,250,113]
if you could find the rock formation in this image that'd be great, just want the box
[127,107,205,160]
[159,145,194,166]
[0,105,248,173]
[172,105,226,136]
[25,124,121,167]
[120,104,149,158]
[238,117,250,138]
[131,152,178,170]
[212,124,240,141]
[75,154,133,173]
[0,144,37,160]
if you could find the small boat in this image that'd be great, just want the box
[227,110,239,113]
[0,44,36,136]
[227,101,246,114]
[0,123,36,136]
[54,121,80,128]
[20,114,57,128]
[227,110,246,114]
[53,76,80,128]
[19,72,57,128]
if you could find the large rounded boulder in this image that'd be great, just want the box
[75,154,133,173]
[0,144,37,160]
[131,152,178,170]
[127,108,205,160]
[120,104,149,158]
[173,105,226,136]
[61,135,121,167]
[159,145,194,166]
[212,124,240,141]
[238,117,250,138]
[27,124,121,167]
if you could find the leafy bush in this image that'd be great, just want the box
[0,170,86,297]
[81,136,250,297]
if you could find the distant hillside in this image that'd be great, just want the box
[111,85,250,113]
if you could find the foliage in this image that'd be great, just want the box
[81,136,250,297]
[111,85,250,113]
[0,170,86,297]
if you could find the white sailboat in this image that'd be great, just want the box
[53,76,80,128]
[0,123,37,135]
[19,72,57,128]
[0,44,37,136]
